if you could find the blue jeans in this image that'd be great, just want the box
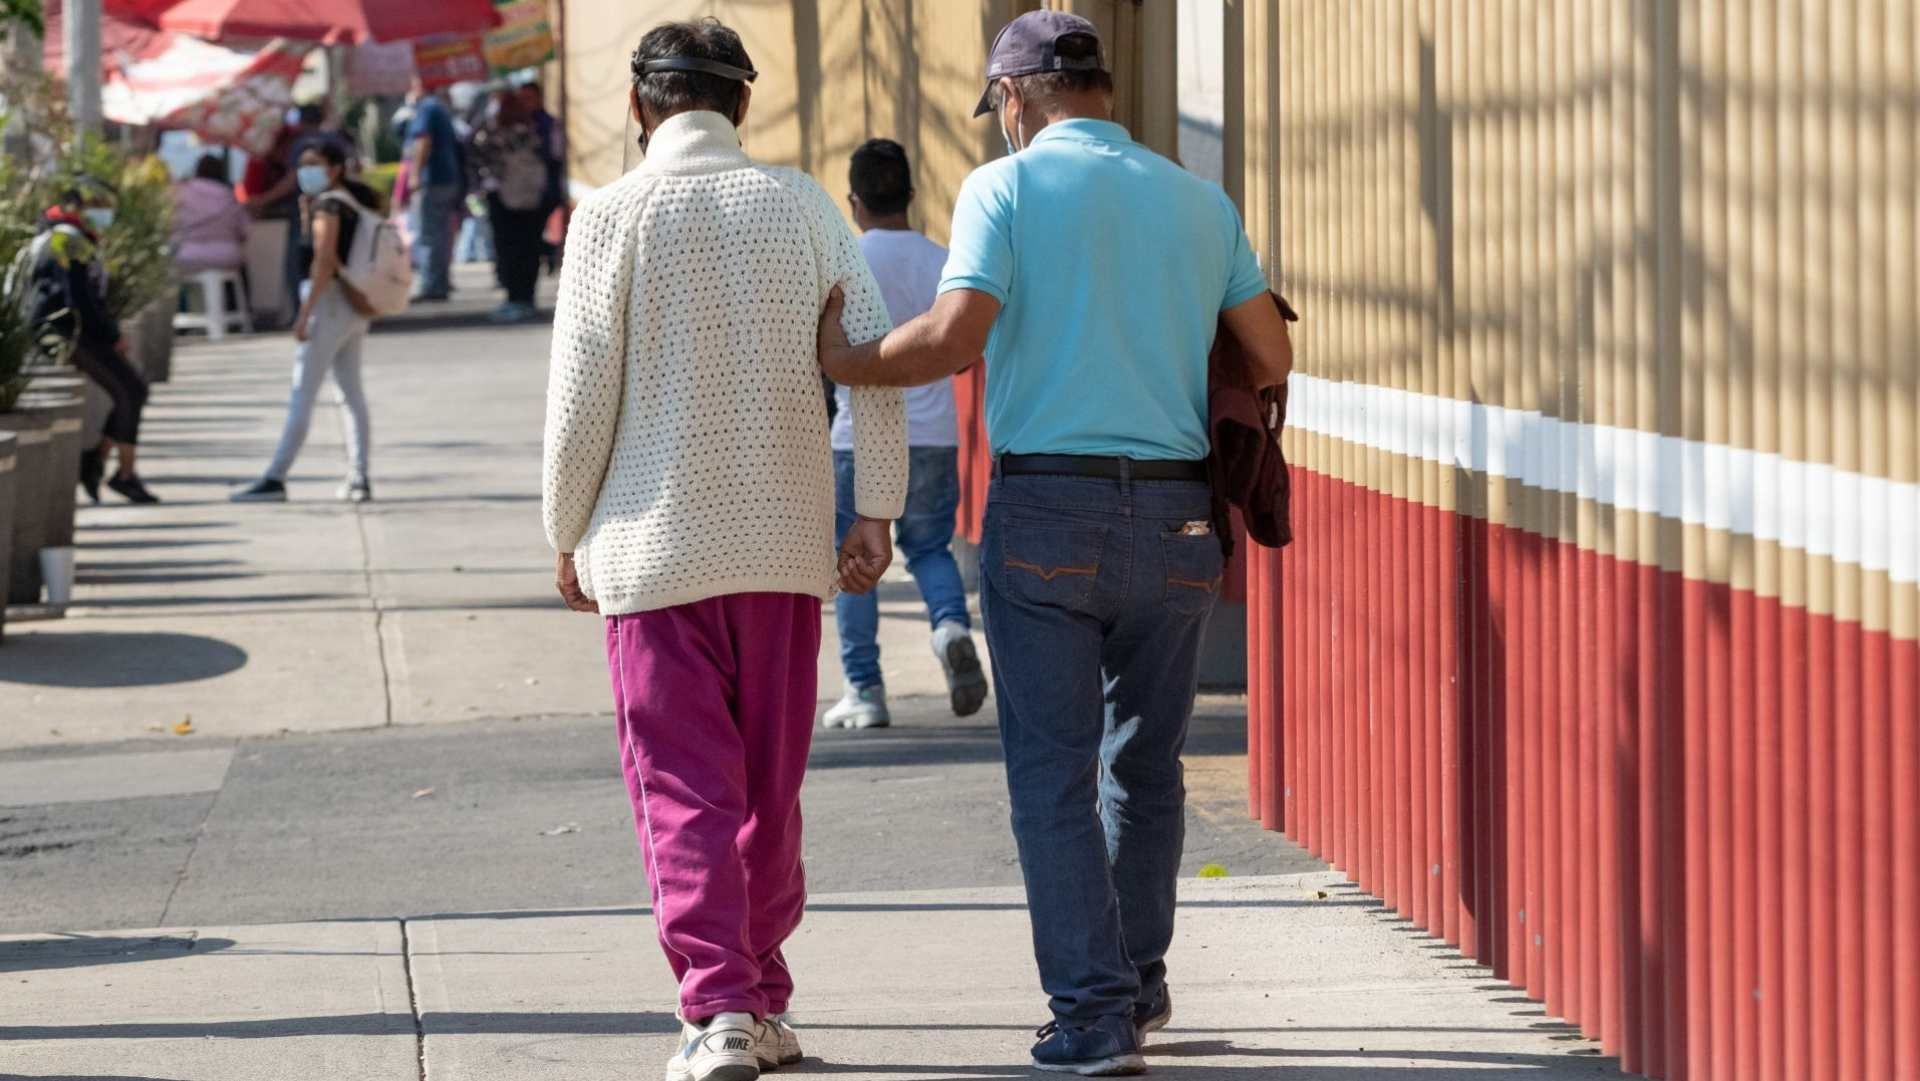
[833,447,971,689]
[409,183,460,298]
[980,470,1222,1024]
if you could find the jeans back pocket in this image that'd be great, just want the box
[991,521,1106,613]
[1161,532,1224,617]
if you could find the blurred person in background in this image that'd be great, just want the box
[231,143,384,505]
[517,80,566,274]
[821,137,987,731]
[23,179,159,503]
[171,153,249,276]
[470,87,550,323]
[246,104,357,323]
[404,78,462,302]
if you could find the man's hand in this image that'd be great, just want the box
[819,284,1000,388]
[836,516,892,595]
[555,551,598,613]
[817,285,855,382]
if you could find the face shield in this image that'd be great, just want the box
[623,56,759,173]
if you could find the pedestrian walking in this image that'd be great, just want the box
[22,178,159,504]
[470,88,551,323]
[404,78,462,302]
[541,19,906,1081]
[821,137,988,730]
[817,11,1293,1076]
[231,143,381,504]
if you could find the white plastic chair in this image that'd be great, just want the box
[173,269,255,341]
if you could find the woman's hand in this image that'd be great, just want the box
[293,311,311,342]
[555,551,598,613]
[835,516,893,595]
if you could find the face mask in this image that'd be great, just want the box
[999,91,1024,157]
[83,208,114,231]
[297,165,331,196]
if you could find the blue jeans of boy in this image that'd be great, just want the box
[832,447,971,689]
[980,469,1222,1025]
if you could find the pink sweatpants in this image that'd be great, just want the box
[605,592,822,1021]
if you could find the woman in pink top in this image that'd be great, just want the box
[170,155,249,275]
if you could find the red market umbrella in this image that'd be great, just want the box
[100,0,183,25]
[149,0,500,45]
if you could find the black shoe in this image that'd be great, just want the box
[106,473,160,504]
[1133,987,1173,1041]
[79,449,104,504]
[1031,1016,1145,1076]
[230,477,287,503]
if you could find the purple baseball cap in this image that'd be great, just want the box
[972,10,1108,117]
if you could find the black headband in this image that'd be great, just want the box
[636,56,758,83]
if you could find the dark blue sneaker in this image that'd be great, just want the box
[1133,986,1173,1041]
[1031,1015,1146,1076]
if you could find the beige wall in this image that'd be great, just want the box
[557,0,1175,242]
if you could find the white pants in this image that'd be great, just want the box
[267,286,371,482]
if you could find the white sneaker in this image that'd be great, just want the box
[822,684,890,729]
[931,620,989,717]
[666,1012,761,1081]
[754,1014,803,1069]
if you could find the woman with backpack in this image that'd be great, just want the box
[470,88,550,324]
[231,142,382,504]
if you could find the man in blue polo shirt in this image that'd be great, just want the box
[405,78,463,302]
[818,11,1293,1075]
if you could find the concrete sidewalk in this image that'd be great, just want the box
[0,266,985,749]
[2,873,1624,1081]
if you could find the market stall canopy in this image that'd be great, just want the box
[141,0,501,45]
[103,36,308,154]
[47,0,308,154]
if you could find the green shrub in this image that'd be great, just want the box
[362,162,400,209]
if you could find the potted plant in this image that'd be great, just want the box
[106,155,177,381]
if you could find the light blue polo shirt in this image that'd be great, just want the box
[939,118,1269,461]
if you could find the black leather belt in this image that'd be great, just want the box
[998,454,1210,482]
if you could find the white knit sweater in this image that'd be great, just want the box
[542,111,908,615]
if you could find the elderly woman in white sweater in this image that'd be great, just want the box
[540,19,906,1081]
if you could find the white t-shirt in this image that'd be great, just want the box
[830,228,960,450]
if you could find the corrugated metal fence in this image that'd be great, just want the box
[1239,2,1919,1079]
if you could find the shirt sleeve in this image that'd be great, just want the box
[1221,191,1269,311]
[804,179,907,520]
[542,189,633,553]
[937,165,1015,303]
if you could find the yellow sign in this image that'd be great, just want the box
[485,0,556,72]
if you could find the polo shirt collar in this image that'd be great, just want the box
[1030,118,1133,147]
[643,110,750,175]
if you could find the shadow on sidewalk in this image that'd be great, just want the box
[0,1009,675,1041]
[0,632,248,687]
[0,933,236,974]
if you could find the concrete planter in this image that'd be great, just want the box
[29,366,114,447]
[120,318,147,379]
[0,432,15,642]
[17,392,85,549]
[140,299,175,383]
[0,409,52,606]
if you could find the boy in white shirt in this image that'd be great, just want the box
[822,139,990,729]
